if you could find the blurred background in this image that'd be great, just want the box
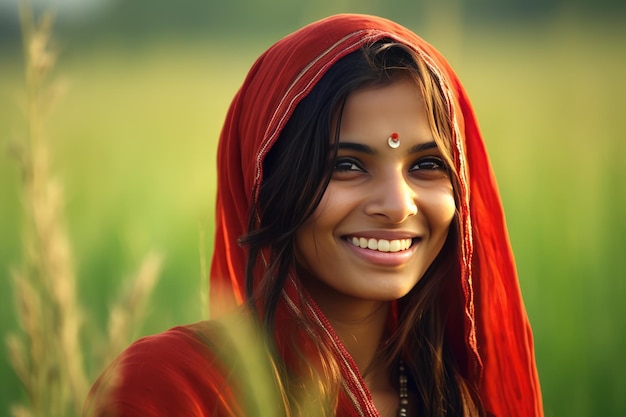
[1,0,624,416]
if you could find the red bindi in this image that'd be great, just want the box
[387,132,400,148]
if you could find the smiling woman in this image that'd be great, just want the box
[296,77,455,305]
[84,14,544,417]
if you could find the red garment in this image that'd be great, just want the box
[85,14,543,417]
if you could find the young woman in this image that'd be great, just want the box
[85,14,543,417]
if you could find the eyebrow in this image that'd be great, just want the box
[337,141,438,154]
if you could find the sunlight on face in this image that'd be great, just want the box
[295,76,456,314]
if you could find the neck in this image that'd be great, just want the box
[317,297,398,415]
[302,278,391,376]
[297,268,394,380]
[326,301,390,374]
[299,276,399,414]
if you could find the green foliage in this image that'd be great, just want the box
[2,3,161,416]
[0,11,624,417]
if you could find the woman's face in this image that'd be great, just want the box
[295,76,456,307]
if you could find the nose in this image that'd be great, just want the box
[364,172,418,223]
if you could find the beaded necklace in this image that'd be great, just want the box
[398,361,409,417]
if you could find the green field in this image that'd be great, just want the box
[1,17,625,416]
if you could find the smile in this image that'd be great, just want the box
[348,237,413,253]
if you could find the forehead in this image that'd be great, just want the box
[339,77,433,145]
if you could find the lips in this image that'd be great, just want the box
[348,236,414,253]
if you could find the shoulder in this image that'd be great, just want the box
[114,321,230,369]
[84,321,242,417]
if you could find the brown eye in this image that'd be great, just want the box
[411,156,445,170]
[334,158,363,173]
[409,157,449,178]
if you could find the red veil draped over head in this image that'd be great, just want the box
[85,14,543,417]
[210,13,543,417]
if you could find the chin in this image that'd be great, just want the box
[367,281,421,302]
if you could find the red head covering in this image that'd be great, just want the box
[211,13,543,417]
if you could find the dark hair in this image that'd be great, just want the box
[239,40,483,417]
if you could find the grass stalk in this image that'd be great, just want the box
[6,1,163,416]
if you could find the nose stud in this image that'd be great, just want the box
[387,132,400,149]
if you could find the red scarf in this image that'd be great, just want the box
[210,13,543,417]
[85,13,543,417]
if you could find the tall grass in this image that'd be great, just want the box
[450,16,626,417]
[0,8,624,417]
[4,2,161,416]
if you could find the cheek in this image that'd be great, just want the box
[421,189,456,273]
[424,186,457,231]
[441,193,457,225]
[294,200,332,266]
[294,185,358,264]
[303,184,358,231]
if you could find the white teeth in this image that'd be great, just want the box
[349,237,413,253]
